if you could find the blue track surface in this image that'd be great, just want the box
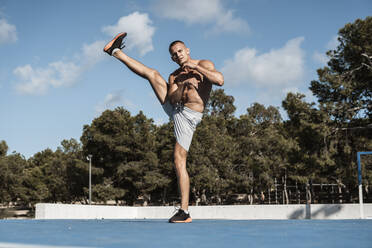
[0,219,371,248]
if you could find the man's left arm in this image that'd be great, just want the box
[183,60,224,86]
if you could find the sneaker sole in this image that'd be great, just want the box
[170,217,192,223]
[103,32,127,54]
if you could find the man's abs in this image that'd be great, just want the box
[182,85,204,113]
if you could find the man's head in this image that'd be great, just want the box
[169,40,190,65]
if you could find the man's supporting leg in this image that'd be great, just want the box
[174,142,190,210]
[112,50,168,104]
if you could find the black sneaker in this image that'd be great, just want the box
[103,32,127,55]
[168,209,192,223]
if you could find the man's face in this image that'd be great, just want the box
[169,42,190,65]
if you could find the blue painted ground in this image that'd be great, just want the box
[0,219,371,248]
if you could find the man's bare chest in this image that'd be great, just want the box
[174,70,203,89]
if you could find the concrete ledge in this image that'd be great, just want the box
[35,203,372,220]
[35,204,137,219]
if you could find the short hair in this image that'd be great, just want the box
[169,40,185,53]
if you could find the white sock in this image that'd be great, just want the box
[111,48,120,56]
[182,209,189,214]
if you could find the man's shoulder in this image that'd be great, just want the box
[198,59,215,70]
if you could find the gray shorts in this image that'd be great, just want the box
[162,101,203,151]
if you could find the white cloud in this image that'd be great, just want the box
[312,35,339,65]
[222,37,305,87]
[82,40,106,67]
[102,12,155,56]
[13,12,155,95]
[153,0,249,34]
[212,9,248,34]
[14,62,80,94]
[14,41,106,95]
[0,18,17,44]
[154,0,220,24]
[312,51,328,65]
[14,65,51,94]
[95,91,136,114]
[326,35,339,50]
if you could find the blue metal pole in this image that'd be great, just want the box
[357,151,372,219]
[357,152,362,186]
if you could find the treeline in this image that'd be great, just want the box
[1,17,371,207]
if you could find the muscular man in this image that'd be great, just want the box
[103,33,224,223]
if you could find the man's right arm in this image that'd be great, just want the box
[168,74,185,105]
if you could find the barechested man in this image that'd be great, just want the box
[103,32,224,223]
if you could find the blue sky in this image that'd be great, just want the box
[0,0,371,158]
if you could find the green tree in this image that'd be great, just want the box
[283,93,335,178]
[187,90,239,203]
[231,103,295,203]
[0,140,8,157]
[310,17,372,122]
[308,17,372,200]
[81,108,166,205]
[0,149,28,205]
[115,111,169,205]
[188,114,237,204]
[25,149,68,203]
[58,138,96,203]
[153,122,175,204]
[205,89,236,119]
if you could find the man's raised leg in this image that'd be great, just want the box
[113,50,168,105]
[104,33,168,104]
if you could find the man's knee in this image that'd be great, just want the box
[148,69,161,82]
[174,151,184,165]
[174,144,187,169]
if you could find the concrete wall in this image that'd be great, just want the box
[35,203,372,220]
[35,204,137,219]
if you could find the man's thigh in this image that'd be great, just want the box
[148,71,168,104]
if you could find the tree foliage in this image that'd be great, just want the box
[310,17,372,121]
